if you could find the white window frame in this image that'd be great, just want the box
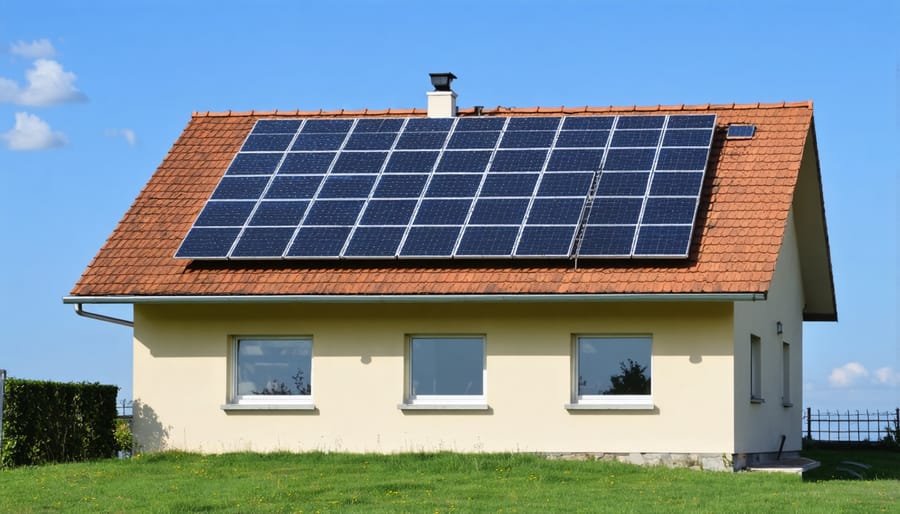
[782,341,792,407]
[224,336,314,410]
[568,335,653,410]
[401,335,487,410]
[750,334,764,403]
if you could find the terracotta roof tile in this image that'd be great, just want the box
[70,102,815,298]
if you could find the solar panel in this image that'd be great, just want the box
[176,114,717,260]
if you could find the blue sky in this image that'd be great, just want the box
[0,1,897,411]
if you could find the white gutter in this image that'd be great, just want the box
[65,292,766,305]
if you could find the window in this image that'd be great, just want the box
[750,335,763,403]
[405,336,485,408]
[782,342,791,407]
[230,337,313,407]
[571,336,652,409]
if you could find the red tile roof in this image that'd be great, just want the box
[69,102,817,298]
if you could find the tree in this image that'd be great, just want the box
[603,359,650,395]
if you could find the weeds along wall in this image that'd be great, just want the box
[1,378,118,467]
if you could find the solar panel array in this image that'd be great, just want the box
[176,114,717,260]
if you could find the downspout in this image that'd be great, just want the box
[74,303,134,328]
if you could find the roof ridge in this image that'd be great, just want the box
[192,101,814,118]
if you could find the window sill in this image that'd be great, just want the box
[750,397,765,404]
[221,403,316,412]
[565,402,655,411]
[398,403,490,411]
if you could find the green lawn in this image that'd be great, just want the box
[0,451,897,513]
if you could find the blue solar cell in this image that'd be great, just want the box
[603,148,656,171]
[479,173,539,197]
[641,198,696,224]
[555,130,610,148]
[195,201,255,226]
[252,120,302,134]
[249,201,309,226]
[241,134,294,152]
[291,133,346,151]
[616,116,665,129]
[425,174,482,198]
[226,153,282,175]
[372,174,428,198]
[507,117,561,131]
[499,131,555,148]
[536,173,594,197]
[303,200,365,225]
[359,199,417,225]
[344,227,405,257]
[212,176,270,200]
[344,132,398,150]
[634,225,692,256]
[649,172,704,196]
[468,198,529,225]
[595,172,650,196]
[287,227,352,257]
[354,118,404,133]
[546,149,603,171]
[610,130,661,148]
[726,125,756,138]
[318,175,377,198]
[578,225,636,256]
[446,131,500,149]
[562,117,615,130]
[456,226,519,256]
[655,148,709,171]
[279,152,335,174]
[265,176,323,199]
[414,199,472,225]
[176,227,241,258]
[400,226,461,256]
[405,118,454,132]
[527,198,584,224]
[489,150,547,172]
[395,131,448,150]
[331,152,387,174]
[455,117,505,131]
[436,151,491,173]
[662,129,712,147]
[301,119,353,133]
[587,197,644,225]
[385,151,439,173]
[667,115,716,129]
[230,227,295,257]
[515,226,577,256]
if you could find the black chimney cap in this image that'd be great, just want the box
[429,72,457,92]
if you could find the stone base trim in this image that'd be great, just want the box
[543,451,736,472]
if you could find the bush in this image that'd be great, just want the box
[1,378,118,467]
[114,420,134,455]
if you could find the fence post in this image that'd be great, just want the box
[806,407,811,440]
[0,369,6,455]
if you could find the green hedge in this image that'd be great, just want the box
[1,378,118,467]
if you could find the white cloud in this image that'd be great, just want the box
[0,59,87,106]
[10,39,57,59]
[105,128,137,146]
[873,367,900,387]
[2,112,67,150]
[828,362,869,388]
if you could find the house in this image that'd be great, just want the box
[66,75,836,471]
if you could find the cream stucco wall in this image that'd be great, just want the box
[133,301,737,455]
[733,208,806,455]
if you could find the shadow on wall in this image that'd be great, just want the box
[132,399,170,452]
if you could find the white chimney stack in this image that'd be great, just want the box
[427,72,457,118]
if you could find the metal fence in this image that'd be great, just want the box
[804,408,899,444]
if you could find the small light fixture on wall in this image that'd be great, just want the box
[776,321,783,335]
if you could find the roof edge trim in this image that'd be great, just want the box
[64,292,767,305]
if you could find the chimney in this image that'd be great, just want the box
[427,72,457,118]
